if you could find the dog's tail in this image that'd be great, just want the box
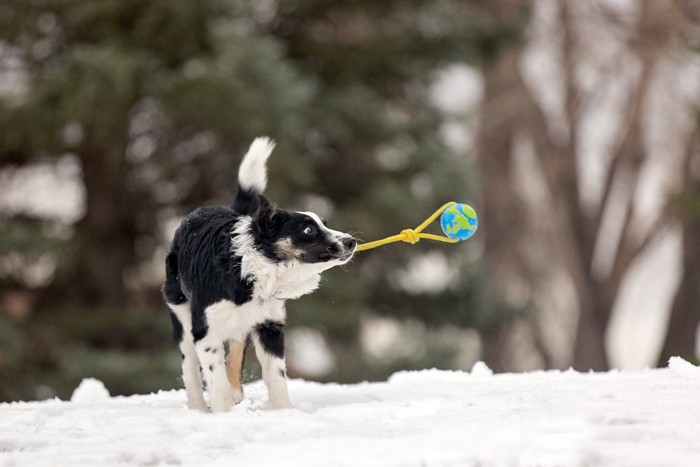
[162,251,186,305]
[232,137,275,215]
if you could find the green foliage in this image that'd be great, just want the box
[0,305,179,400]
[0,218,64,258]
[672,189,700,221]
[53,347,181,398]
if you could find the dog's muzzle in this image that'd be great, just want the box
[322,236,357,262]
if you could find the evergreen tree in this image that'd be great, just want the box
[0,0,514,398]
[0,0,313,306]
[234,0,508,380]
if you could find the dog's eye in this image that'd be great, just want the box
[303,226,315,236]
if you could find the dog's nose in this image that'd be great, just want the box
[343,237,357,251]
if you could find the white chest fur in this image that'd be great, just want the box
[242,251,323,300]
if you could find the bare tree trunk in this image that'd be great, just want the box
[573,300,610,370]
[659,259,700,365]
[658,135,700,365]
[477,42,532,371]
[476,0,688,371]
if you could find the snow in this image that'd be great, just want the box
[0,156,84,223]
[468,360,494,377]
[2,360,700,466]
[69,378,111,405]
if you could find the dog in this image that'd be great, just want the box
[162,137,356,412]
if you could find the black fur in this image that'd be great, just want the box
[232,187,264,216]
[169,311,184,344]
[165,205,254,342]
[255,321,285,359]
[162,253,187,305]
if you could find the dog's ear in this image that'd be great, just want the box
[253,202,284,241]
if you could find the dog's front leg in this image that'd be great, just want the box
[253,321,292,409]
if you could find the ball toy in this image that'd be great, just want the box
[440,203,478,241]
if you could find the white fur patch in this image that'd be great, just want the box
[252,333,292,409]
[204,298,286,343]
[231,215,254,254]
[169,303,207,411]
[238,137,275,193]
[238,248,348,301]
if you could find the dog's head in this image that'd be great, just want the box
[251,201,356,269]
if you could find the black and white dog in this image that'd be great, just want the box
[162,137,356,412]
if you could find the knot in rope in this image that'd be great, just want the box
[400,229,420,244]
[355,201,461,252]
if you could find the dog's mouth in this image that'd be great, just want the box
[319,241,356,263]
[319,250,354,262]
[337,250,355,262]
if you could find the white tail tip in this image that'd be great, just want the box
[238,137,275,194]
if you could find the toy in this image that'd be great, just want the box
[440,203,478,241]
[356,201,478,252]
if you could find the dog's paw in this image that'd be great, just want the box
[186,391,208,412]
[187,400,209,412]
[210,389,243,413]
[232,388,243,405]
[269,397,293,410]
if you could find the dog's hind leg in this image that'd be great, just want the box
[170,305,207,411]
[163,254,207,411]
[226,339,247,396]
[253,321,292,409]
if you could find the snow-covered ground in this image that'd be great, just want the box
[2,358,700,467]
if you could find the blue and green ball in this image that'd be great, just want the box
[440,203,478,241]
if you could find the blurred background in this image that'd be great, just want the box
[1,0,699,402]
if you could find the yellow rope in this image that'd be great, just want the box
[356,201,460,252]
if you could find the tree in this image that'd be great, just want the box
[476,0,697,371]
[1,0,508,399]
[0,0,312,306]
[657,130,700,365]
[655,0,700,367]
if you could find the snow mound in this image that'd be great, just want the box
[470,360,493,376]
[668,356,700,378]
[388,367,471,383]
[389,362,493,384]
[70,378,111,404]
